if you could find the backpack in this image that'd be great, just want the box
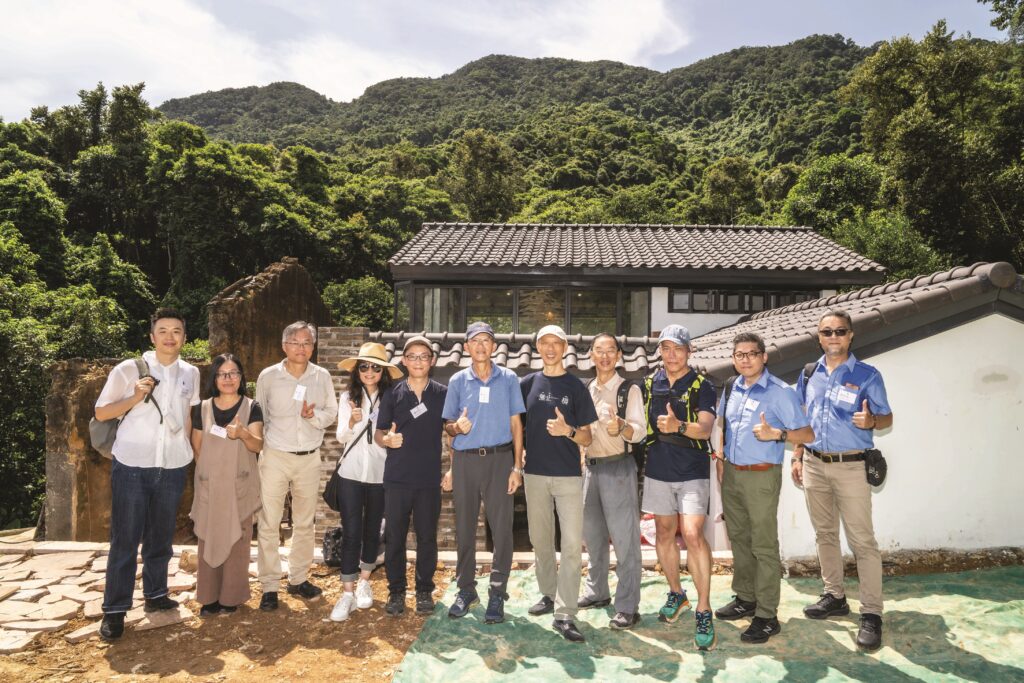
[88,358,155,459]
[587,377,645,470]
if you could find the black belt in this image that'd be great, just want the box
[807,447,865,463]
[288,448,318,456]
[455,442,513,457]
[586,452,630,466]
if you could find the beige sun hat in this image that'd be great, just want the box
[338,342,403,380]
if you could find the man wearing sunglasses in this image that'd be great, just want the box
[793,309,893,651]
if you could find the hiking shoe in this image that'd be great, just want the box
[259,592,279,611]
[385,593,405,617]
[199,601,223,617]
[287,580,323,600]
[856,613,883,651]
[741,616,781,643]
[609,611,641,630]
[330,593,356,622]
[552,619,585,642]
[144,595,179,612]
[694,610,716,650]
[715,596,757,621]
[803,593,849,620]
[219,604,237,614]
[99,612,125,641]
[658,590,691,623]
[484,590,508,624]
[355,579,374,609]
[448,589,479,618]
[415,591,435,614]
[577,595,612,609]
[528,595,555,616]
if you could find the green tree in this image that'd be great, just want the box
[446,129,521,221]
[688,156,761,224]
[781,154,882,234]
[0,170,66,284]
[832,209,950,282]
[322,276,395,329]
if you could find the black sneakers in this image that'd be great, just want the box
[552,619,585,642]
[99,612,125,641]
[803,593,850,619]
[609,611,641,630]
[577,595,612,609]
[415,591,435,614]
[528,595,555,616]
[448,589,479,618]
[857,613,883,650]
[144,595,179,612]
[287,580,323,600]
[259,592,279,611]
[740,616,781,643]
[199,601,223,617]
[385,593,405,616]
[715,596,757,621]
[484,590,508,624]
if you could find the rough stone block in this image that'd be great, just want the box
[132,604,194,631]
[64,621,101,643]
[33,599,80,621]
[0,629,40,653]
[10,589,47,602]
[3,619,68,632]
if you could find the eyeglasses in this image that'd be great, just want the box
[357,363,383,373]
[285,341,314,348]
[592,350,618,358]
[818,328,850,338]
[403,353,432,362]
[216,371,241,379]
[731,351,763,361]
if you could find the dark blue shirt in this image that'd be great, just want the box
[377,379,447,489]
[521,372,598,477]
[644,368,717,483]
[797,353,891,453]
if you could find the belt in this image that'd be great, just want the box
[287,449,318,456]
[727,462,778,472]
[807,447,865,463]
[455,442,513,457]
[586,452,630,466]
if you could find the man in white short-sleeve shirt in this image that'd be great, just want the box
[93,309,200,641]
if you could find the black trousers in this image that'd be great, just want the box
[338,477,385,581]
[384,485,441,595]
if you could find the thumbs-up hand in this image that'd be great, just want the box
[455,406,473,434]
[657,402,682,434]
[605,414,623,436]
[384,422,403,448]
[753,411,780,441]
[546,406,572,437]
[853,399,875,429]
[301,400,316,419]
[348,400,363,428]
[226,417,242,440]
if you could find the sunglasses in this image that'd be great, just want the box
[818,328,850,337]
[357,363,383,373]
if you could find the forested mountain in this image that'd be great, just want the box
[1,9,1022,526]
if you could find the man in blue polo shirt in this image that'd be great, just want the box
[641,324,717,650]
[713,332,813,644]
[793,309,893,651]
[442,321,526,624]
[375,335,447,618]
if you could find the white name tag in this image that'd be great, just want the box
[209,425,228,439]
[837,388,858,405]
[744,398,760,412]
[410,403,427,419]
[478,386,491,403]
[369,409,379,424]
[292,385,307,402]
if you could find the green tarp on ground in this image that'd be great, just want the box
[394,565,1024,682]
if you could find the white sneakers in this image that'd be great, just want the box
[330,593,356,622]
[355,579,373,609]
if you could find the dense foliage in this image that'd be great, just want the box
[1,15,1022,526]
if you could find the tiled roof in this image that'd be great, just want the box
[372,262,1022,381]
[389,223,885,278]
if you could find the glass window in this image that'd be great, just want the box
[415,287,462,333]
[570,289,616,336]
[669,289,690,312]
[394,283,412,331]
[623,289,650,337]
[517,288,565,334]
[692,290,714,312]
[722,292,744,313]
[466,288,513,334]
[749,293,767,312]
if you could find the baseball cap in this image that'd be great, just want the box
[465,321,495,341]
[402,335,434,355]
[536,325,567,343]
[657,324,691,347]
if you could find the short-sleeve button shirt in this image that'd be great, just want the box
[797,353,892,452]
[718,370,809,465]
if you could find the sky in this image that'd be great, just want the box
[0,0,1007,122]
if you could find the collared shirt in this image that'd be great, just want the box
[521,372,598,477]
[377,379,447,489]
[442,362,525,450]
[644,367,717,483]
[255,360,339,453]
[718,369,809,465]
[336,389,386,484]
[797,353,892,453]
[586,374,646,457]
[95,351,200,469]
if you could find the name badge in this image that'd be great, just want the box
[837,388,858,405]
[478,386,491,404]
[292,385,307,402]
[369,409,379,424]
[410,403,427,419]
[209,425,228,439]
[744,398,760,412]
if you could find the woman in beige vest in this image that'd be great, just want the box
[189,353,264,616]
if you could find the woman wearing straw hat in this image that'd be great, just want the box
[330,342,403,622]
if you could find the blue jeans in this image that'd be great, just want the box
[102,460,187,614]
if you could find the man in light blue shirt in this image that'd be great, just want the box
[713,332,813,644]
[442,321,525,624]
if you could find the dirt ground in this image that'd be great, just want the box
[0,563,453,683]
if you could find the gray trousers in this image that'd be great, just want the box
[453,446,515,593]
[581,456,642,614]
[524,473,583,620]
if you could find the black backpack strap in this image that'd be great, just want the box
[721,375,738,453]
[799,361,817,401]
[133,357,162,423]
[615,379,634,419]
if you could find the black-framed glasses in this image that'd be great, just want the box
[403,353,432,362]
[818,328,850,337]
[216,371,241,379]
[731,351,762,361]
[357,363,383,373]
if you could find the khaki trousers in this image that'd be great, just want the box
[802,455,883,615]
[257,447,321,592]
[524,473,583,620]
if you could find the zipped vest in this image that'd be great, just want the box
[643,371,712,453]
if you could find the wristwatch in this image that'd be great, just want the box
[568,427,577,440]
[512,466,524,475]
[678,422,688,436]
[775,430,788,443]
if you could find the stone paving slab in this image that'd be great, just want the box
[2,619,69,632]
[10,589,47,602]
[0,569,31,582]
[15,551,96,574]
[0,586,17,602]
[0,600,46,620]
[133,604,194,631]
[64,621,101,644]
[16,577,60,590]
[0,628,39,653]
[0,554,26,566]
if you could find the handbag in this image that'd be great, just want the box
[322,420,372,512]
[88,358,153,459]
[864,448,887,486]
[321,525,344,567]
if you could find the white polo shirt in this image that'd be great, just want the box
[95,351,201,469]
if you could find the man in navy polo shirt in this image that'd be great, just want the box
[522,324,598,643]
[375,335,447,617]
[443,321,526,624]
[793,309,893,651]
[713,332,813,644]
[641,324,718,650]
